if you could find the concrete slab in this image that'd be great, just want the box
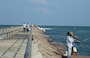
[0,32,29,58]
[31,41,42,58]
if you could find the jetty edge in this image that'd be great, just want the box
[31,25,66,58]
[31,25,90,58]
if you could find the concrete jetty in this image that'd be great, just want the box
[31,26,64,58]
[31,26,90,58]
[0,25,90,58]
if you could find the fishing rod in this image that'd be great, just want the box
[82,37,90,42]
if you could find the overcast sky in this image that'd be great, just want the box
[0,0,90,26]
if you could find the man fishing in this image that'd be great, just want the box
[66,32,78,58]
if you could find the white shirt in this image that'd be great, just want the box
[23,23,26,28]
[26,24,30,29]
[66,36,74,48]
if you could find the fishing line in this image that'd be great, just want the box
[82,37,90,42]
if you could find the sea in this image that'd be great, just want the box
[0,25,21,28]
[0,25,90,56]
[40,26,90,56]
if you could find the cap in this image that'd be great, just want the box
[74,36,78,39]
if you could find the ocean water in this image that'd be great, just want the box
[0,25,21,28]
[40,26,90,56]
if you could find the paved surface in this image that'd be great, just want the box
[31,27,43,58]
[0,32,29,58]
[31,40,43,58]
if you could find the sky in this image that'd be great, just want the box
[0,0,90,26]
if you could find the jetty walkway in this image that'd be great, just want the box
[0,26,30,58]
[0,25,90,58]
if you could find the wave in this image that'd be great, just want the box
[41,28,52,30]
[38,27,45,32]
[38,27,52,32]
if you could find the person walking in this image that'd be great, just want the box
[66,32,77,58]
[23,22,27,32]
[26,23,30,32]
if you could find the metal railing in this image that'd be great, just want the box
[24,26,32,58]
[0,26,23,40]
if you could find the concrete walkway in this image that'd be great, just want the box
[31,27,43,58]
[31,40,43,58]
[0,32,29,58]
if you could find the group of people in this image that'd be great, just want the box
[23,22,30,32]
[66,32,80,58]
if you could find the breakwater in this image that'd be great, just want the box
[31,26,66,58]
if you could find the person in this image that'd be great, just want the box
[23,22,27,32]
[26,23,30,32]
[66,32,77,58]
[72,36,80,55]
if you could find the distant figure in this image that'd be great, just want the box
[66,32,77,58]
[23,22,27,32]
[26,23,30,32]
